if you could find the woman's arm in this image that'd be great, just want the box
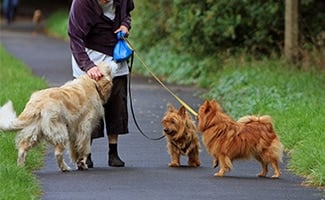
[68,0,99,72]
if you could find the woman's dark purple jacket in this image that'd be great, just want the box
[68,0,134,72]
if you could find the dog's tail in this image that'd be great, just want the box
[0,101,24,131]
[237,115,274,130]
[237,115,272,123]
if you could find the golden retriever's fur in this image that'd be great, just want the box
[197,100,283,178]
[0,62,113,171]
[161,104,201,167]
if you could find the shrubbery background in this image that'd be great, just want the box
[131,0,324,68]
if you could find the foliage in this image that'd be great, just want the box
[46,9,69,40]
[131,0,172,51]
[133,0,324,59]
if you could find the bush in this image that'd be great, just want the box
[132,0,324,58]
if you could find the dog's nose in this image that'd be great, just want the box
[163,128,169,133]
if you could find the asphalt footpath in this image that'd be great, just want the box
[1,20,324,200]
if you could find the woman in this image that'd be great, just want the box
[68,0,134,168]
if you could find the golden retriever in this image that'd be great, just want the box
[0,62,113,171]
[197,100,283,178]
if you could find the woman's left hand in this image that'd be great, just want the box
[114,25,129,36]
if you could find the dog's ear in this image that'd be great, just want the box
[167,103,175,112]
[178,105,186,118]
[210,99,216,107]
[203,100,209,107]
[209,100,220,110]
[205,100,213,109]
[204,100,218,113]
[211,99,222,111]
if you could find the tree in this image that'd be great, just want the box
[285,0,299,64]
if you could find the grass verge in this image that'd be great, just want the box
[0,44,48,199]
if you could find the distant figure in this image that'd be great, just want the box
[32,9,42,25]
[3,0,20,24]
[32,9,43,33]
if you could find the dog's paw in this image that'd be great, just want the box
[213,172,225,177]
[61,166,71,172]
[168,162,180,167]
[188,160,201,167]
[271,174,280,179]
[257,173,267,178]
[77,162,88,171]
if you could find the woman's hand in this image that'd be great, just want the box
[87,66,103,81]
[114,25,129,36]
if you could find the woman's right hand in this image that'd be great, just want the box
[87,66,103,81]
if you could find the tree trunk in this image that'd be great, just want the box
[285,0,299,65]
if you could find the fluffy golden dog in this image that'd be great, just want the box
[0,62,113,172]
[161,104,201,167]
[197,100,283,178]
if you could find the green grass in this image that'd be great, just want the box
[43,10,325,188]
[0,44,48,200]
[45,9,69,40]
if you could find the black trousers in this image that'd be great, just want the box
[91,75,129,139]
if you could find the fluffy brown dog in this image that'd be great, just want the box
[0,62,113,172]
[161,104,201,167]
[197,100,283,178]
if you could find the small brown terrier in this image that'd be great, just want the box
[161,104,201,167]
[197,100,283,178]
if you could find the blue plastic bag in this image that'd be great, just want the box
[113,31,133,63]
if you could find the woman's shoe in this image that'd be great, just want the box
[108,153,125,167]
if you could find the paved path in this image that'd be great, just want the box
[1,21,324,200]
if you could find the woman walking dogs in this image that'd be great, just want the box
[68,0,135,168]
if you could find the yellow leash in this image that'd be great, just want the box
[125,38,198,117]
